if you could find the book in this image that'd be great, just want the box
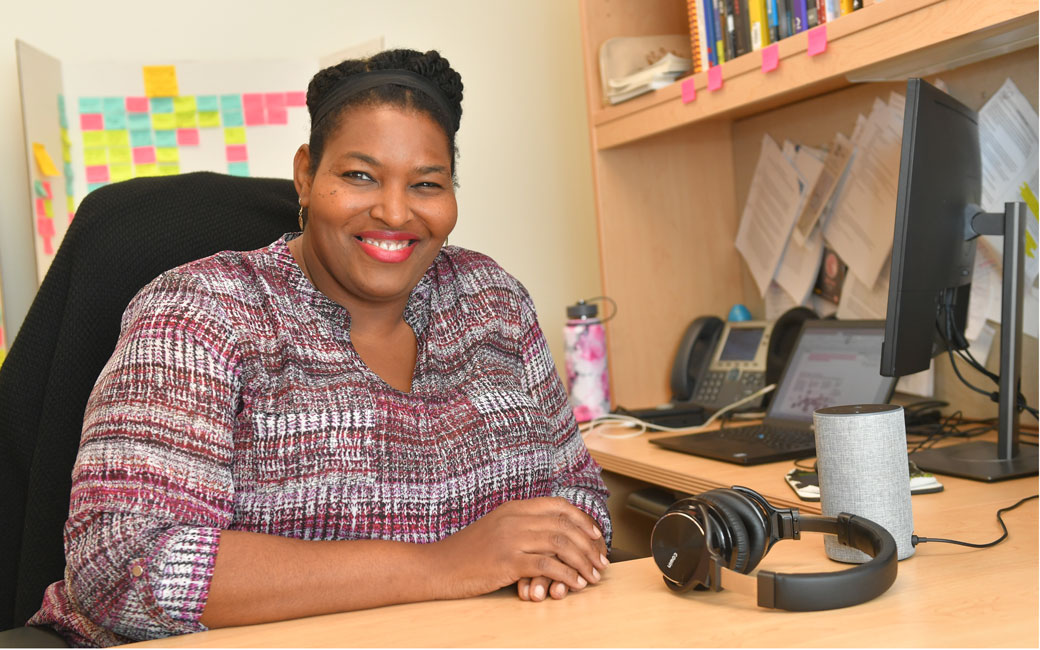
[840,0,855,15]
[792,0,808,34]
[778,0,792,39]
[766,0,781,42]
[720,0,735,61]
[807,0,819,28]
[825,0,840,22]
[686,0,705,73]
[815,0,827,25]
[703,0,718,66]
[749,0,771,50]
[731,0,751,57]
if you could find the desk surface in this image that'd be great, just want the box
[128,427,1039,648]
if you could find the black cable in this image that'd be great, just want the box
[912,495,1038,548]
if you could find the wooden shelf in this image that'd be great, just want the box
[587,0,1038,150]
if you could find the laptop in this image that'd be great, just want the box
[650,320,898,465]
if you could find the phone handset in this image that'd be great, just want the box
[669,316,724,403]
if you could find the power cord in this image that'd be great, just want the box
[911,494,1038,548]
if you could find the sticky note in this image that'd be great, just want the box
[126,96,149,113]
[35,197,46,216]
[227,161,250,177]
[158,163,180,176]
[105,130,130,147]
[143,65,179,97]
[87,182,108,193]
[135,163,159,177]
[761,44,779,72]
[150,97,174,113]
[198,111,221,128]
[285,91,307,106]
[63,162,74,178]
[267,107,288,125]
[242,93,264,109]
[67,196,76,214]
[222,109,244,127]
[103,97,124,114]
[33,143,60,176]
[808,25,828,56]
[244,107,266,126]
[80,114,104,130]
[152,113,177,130]
[155,130,177,147]
[41,180,52,198]
[130,129,153,147]
[224,127,246,144]
[33,180,48,198]
[82,131,106,148]
[78,97,102,114]
[133,146,157,164]
[220,94,243,111]
[156,147,179,163]
[707,67,723,91]
[176,111,197,128]
[84,148,107,166]
[86,165,110,183]
[65,175,75,197]
[177,128,200,146]
[681,78,696,104]
[58,97,68,128]
[225,144,248,162]
[110,163,134,183]
[108,146,132,164]
[197,95,219,112]
[173,96,197,113]
[127,112,151,130]
[43,199,53,218]
[264,92,286,109]
[37,216,55,254]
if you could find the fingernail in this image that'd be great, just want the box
[591,526,602,539]
[592,567,600,581]
[577,575,587,588]
[601,553,609,566]
[554,583,567,598]
[533,584,545,600]
[521,583,530,599]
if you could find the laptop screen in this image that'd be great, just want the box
[767,322,896,423]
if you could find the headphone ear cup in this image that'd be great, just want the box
[702,489,770,571]
[697,492,752,573]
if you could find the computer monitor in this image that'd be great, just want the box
[881,78,1037,481]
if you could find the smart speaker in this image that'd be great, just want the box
[813,404,915,562]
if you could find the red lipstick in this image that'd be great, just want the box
[355,230,419,263]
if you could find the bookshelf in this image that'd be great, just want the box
[577,0,1039,411]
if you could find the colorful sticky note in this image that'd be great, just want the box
[65,175,75,197]
[37,216,55,255]
[225,144,248,162]
[152,113,177,130]
[244,107,266,126]
[84,148,107,166]
[197,95,219,112]
[150,97,174,113]
[681,78,696,104]
[242,93,264,109]
[32,143,60,176]
[176,111,197,128]
[87,182,108,193]
[41,180,52,198]
[35,197,46,216]
[135,163,159,177]
[78,97,102,113]
[130,129,154,147]
[177,128,200,146]
[127,112,151,130]
[143,65,179,97]
[126,96,149,113]
[267,107,288,125]
[133,146,157,164]
[67,196,76,214]
[80,114,104,131]
[43,199,53,218]
[807,25,828,56]
[109,146,132,164]
[227,161,250,177]
[103,97,124,114]
[173,96,197,113]
[156,147,180,163]
[82,131,106,148]
[707,66,723,91]
[105,130,130,147]
[285,91,307,107]
[264,92,286,109]
[157,163,180,176]
[224,127,246,145]
[221,109,244,127]
[33,180,47,198]
[220,94,243,111]
[198,111,221,128]
[86,165,110,183]
[110,163,134,183]
[155,130,177,147]
[761,44,779,72]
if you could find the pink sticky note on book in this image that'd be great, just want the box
[808,26,828,56]
[707,66,723,91]
[681,78,696,104]
[761,44,779,72]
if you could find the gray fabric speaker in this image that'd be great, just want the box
[813,404,915,562]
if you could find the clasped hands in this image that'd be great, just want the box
[433,497,609,603]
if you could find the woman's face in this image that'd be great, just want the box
[293,103,457,311]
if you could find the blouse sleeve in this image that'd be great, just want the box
[515,286,613,546]
[62,271,240,641]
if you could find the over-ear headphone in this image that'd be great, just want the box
[651,486,897,611]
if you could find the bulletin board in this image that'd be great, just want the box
[18,40,318,282]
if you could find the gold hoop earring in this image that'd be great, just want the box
[298,201,305,230]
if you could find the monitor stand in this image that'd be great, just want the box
[911,202,1039,482]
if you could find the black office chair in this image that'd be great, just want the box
[0,172,297,644]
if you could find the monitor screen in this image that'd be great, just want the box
[718,327,764,361]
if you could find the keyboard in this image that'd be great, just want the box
[704,424,816,451]
[650,423,818,465]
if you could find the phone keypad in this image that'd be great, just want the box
[693,370,765,408]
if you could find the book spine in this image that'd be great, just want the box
[816,0,827,25]
[749,0,771,49]
[778,0,791,39]
[807,0,818,28]
[713,0,728,63]
[766,0,781,42]
[734,0,751,57]
[703,0,718,66]
[825,0,840,22]
[792,0,808,33]
[722,0,737,61]
[688,0,704,73]
[840,0,854,15]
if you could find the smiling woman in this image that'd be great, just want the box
[26,49,612,647]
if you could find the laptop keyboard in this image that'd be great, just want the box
[699,424,816,452]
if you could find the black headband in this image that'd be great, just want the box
[310,69,456,131]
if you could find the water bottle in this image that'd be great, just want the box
[563,299,610,422]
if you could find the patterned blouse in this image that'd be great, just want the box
[29,235,611,646]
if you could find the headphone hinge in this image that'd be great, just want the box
[756,570,777,609]
[772,509,801,541]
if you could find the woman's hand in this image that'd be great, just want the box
[430,497,608,600]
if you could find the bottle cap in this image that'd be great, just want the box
[567,300,599,319]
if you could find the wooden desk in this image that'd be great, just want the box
[128,428,1038,648]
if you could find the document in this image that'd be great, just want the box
[792,132,854,245]
[824,96,903,288]
[774,145,826,304]
[836,252,890,321]
[735,134,803,296]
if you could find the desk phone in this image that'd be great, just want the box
[672,318,772,411]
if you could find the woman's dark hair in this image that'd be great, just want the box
[306,49,464,179]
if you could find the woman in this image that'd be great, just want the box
[29,49,611,646]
